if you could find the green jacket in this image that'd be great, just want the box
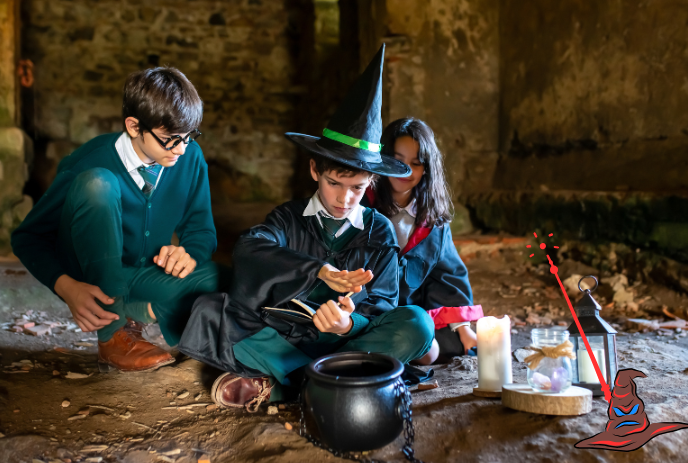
[11,132,216,292]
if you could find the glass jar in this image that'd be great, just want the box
[526,327,573,393]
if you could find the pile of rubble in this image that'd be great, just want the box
[2,309,76,336]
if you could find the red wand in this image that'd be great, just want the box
[546,255,612,401]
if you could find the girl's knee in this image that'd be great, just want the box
[411,338,439,365]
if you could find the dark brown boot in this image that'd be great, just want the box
[98,322,174,372]
[211,372,272,412]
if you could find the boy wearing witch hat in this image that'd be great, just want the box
[11,67,225,372]
[178,45,435,411]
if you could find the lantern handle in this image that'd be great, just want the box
[578,275,599,293]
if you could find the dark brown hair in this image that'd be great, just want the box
[122,67,203,133]
[374,117,453,227]
[311,156,378,185]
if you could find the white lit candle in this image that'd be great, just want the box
[477,315,512,391]
[577,349,606,383]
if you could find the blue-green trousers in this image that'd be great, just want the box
[57,168,227,345]
[234,305,435,401]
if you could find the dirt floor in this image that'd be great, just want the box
[2,246,688,463]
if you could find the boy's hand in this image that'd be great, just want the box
[54,275,119,332]
[155,245,196,278]
[318,265,373,293]
[313,295,355,335]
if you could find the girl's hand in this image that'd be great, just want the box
[457,324,477,351]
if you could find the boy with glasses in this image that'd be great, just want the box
[12,67,225,372]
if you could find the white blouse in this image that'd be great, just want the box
[389,199,417,251]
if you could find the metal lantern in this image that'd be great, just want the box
[567,275,618,397]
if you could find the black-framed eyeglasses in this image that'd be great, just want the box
[140,123,202,151]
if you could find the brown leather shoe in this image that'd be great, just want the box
[98,321,175,372]
[211,372,272,412]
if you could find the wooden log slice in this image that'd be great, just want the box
[473,387,502,398]
[502,384,592,415]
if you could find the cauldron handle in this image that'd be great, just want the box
[395,379,406,420]
[394,379,424,463]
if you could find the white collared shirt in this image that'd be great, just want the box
[303,192,365,238]
[114,132,164,190]
[389,198,417,251]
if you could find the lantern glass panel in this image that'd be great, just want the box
[575,335,606,384]
[606,333,618,383]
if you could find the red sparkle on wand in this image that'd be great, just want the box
[527,232,558,257]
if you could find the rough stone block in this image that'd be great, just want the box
[450,203,474,236]
[467,190,688,264]
[0,127,26,211]
[626,319,660,331]
[25,324,51,336]
[659,319,687,330]
[0,128,31,255]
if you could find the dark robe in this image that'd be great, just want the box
[177,198,400,375]
[362,190,481,358]
[399,224,473,309]
[362,190,473,311]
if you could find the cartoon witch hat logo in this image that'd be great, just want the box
[575,369,688,451]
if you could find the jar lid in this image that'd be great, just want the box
[532,327,570,343]
[532,326,569,334]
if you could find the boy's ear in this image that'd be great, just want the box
[124,117,142,138]
[309,159,320,182]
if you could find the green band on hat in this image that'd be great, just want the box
[322,128,382,153]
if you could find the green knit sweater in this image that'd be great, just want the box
[11,132,217,292]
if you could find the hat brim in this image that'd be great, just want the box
[285,132,411,178]
[575,422,688,451]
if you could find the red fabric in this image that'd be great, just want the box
[365,187,376,206]
[401,225,432,255]
[427,305,484,329]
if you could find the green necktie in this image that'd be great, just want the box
[319,213,347,239]
[137,164,162,198]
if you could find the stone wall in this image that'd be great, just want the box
[358,0,500,234]
[0,0,18,127]
[14,0,688,263]
[17,0,502,237]
[21,0,309,204]
[0,0,32,255]
[496,0,688,193]
[466,0,688,265]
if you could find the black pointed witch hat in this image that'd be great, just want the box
[285,44,411,177]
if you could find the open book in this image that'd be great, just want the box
[263,299,319,325]
[263,292,354,325]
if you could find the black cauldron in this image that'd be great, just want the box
[303,351,405,452]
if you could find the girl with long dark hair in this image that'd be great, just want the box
[365,117,483,364]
